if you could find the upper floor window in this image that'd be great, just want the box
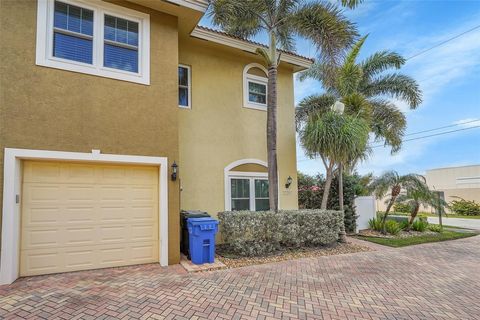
[178,65,191,108]
[243,63,268,111]
[36,0,150,84]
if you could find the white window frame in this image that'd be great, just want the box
[36,0,150,85]
[178,64,192,109]
[243,63,268,111]
[227,173,269,211]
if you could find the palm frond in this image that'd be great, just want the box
[299,111,369,164]
[370,99,406,153]
[361,51,405,80]
[362,73,422,109]
[290,1,358,63]
[208,0,265,38]
[297,61,339,91]
[295,94,336,131]
[340,0,363,9]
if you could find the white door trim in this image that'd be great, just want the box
[0,148,169,285]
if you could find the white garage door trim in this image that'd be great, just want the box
[1,148,169,285]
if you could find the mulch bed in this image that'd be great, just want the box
[358,229,438,238]
[216,242,372,269]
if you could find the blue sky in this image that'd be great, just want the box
[201,0,480,177]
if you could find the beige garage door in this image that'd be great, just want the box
[20,161,159,276]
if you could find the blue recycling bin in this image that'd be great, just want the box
[187,217,219,264]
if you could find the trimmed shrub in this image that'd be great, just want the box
[368,218,382,231]
[428,224,442,233]
[218,210,343,257]
[385,220,401,235]
[411,220,428,232]
[450,198,480,216]
[393,202,411,213]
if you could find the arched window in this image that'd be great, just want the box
[243,63,268,111]
[224,159,270,211]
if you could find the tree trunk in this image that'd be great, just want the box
[321,166,333,209]
[339,164,344,211]
[381,185,400,234]
[381,197,396,234]
[407,203,420,231]
[338,164,346,242]
[266,39,279,212]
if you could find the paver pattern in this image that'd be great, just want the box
[1,236,480,320]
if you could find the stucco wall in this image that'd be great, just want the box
[178,37,299,218]
[0,0,181,264]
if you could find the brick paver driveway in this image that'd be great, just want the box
[1,236,479,320]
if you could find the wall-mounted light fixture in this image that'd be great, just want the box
[285,176,293,189]
[171,161,178,181]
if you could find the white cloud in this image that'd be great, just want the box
[401,20,480,104]
[453,118,480,128]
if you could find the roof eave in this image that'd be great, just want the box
[165,0,209,12]
[190,27,313,72]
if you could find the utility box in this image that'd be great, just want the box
[187,218,219,265]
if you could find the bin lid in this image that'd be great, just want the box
[187,217,219,224]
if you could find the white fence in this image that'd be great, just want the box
[354,196,376,233]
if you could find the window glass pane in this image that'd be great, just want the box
[249,93,266,104]
[127,22,139,46]
[54,1,93,36]
[104,15,116,42]
[178,67,188,86]
[255,199,269,211]
[54,32,93,64]
[255,179,269,198]
[232,199,250,211]
[249,81,266,94]
[231,179,250,198]
[179,87,189,106]
[104,44,138,72]
[104,15,138,46]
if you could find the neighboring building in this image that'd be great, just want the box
[0,0,312,284]
[425,165,480,205]
[375,165,480,213]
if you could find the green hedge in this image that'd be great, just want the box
[218,209,343,256]
[450,198,480,216]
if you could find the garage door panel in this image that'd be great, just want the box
[131,206,157,221]
[21,161,159,277]
[23,162,62,183]
[132,224,158,242]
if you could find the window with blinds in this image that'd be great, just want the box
[53,1,93,64]
[36,0,150,84]
[104,15,139,73]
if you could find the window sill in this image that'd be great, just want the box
[36,58,150,85]
[243,103,267,111]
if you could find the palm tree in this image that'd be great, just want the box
[369,171,426,233]
[300,110,369,209]
[395,179,431,231]
[296,36,422,153]
[209,0,360,211]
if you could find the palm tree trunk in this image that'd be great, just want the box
[321,164,334,209]
[407,203,420,231]
[381,197,396,234]
[339,164,344,211]
[338,163,346,242]
[266,32,278,212]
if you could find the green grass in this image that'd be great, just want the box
[357,231,478,248]
[377,211,480,219]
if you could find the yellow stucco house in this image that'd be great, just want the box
[0,0,312,284]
